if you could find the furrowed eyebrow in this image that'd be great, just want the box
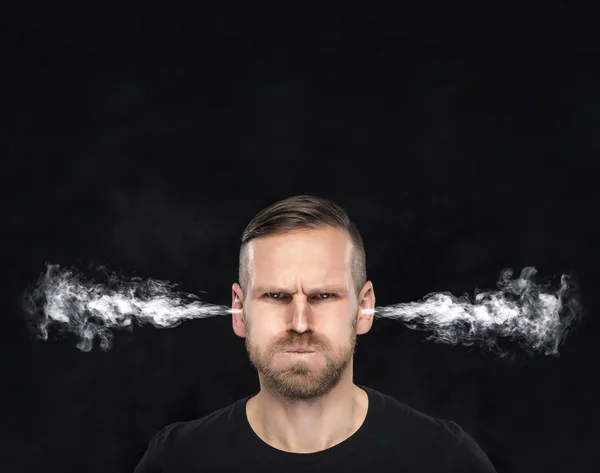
[253,286,347,294]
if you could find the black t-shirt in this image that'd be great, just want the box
[134,385,497,472]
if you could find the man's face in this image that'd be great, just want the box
[234,226,365,402]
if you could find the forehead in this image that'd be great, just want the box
[246,227,353,283]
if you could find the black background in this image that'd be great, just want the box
[3,2,598,472]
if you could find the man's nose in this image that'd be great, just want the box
[287,297,313,333]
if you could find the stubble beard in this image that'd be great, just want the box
[243,311,359,401]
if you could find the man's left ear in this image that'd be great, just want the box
[356,281,375,335]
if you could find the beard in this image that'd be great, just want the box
[243,312,358,402]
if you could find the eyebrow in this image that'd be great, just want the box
[252,286,347,295]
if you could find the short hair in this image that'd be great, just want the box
[238,195,367,300]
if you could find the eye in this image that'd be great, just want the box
[265,293,336,301]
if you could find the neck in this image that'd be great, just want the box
[247,379,368,454]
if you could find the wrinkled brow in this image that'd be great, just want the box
[252,285,348,295]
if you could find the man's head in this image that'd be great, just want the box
[231,195,375,402]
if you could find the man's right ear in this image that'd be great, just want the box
[231,283,247,338]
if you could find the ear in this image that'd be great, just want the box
[356,281,375,335]
[232,283,247,338]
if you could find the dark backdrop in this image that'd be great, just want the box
[2,2,598,472]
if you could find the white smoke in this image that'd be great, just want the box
[23,264,231,352]
[22,263,581,357]
[372,267,580,357]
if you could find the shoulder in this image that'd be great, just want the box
[148,398,244,454]
[369,387,462,441]
[136,399,246,471]
[367,388,496,472]
[135,403,243,473]
[165,399,242,444]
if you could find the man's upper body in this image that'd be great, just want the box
[134,384,497,473]
[135,196,497,473]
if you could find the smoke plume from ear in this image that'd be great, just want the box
[22,263,232,352]
[373,267,581,358]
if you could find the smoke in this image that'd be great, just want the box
[372,267,581,358]
[22,263,581,357]
[22,264,231,352]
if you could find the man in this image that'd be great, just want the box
[134,195,497,472]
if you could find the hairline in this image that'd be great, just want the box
[239,224,363,300]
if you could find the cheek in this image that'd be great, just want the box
[322,311,353,332]
[246,323,280,347]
